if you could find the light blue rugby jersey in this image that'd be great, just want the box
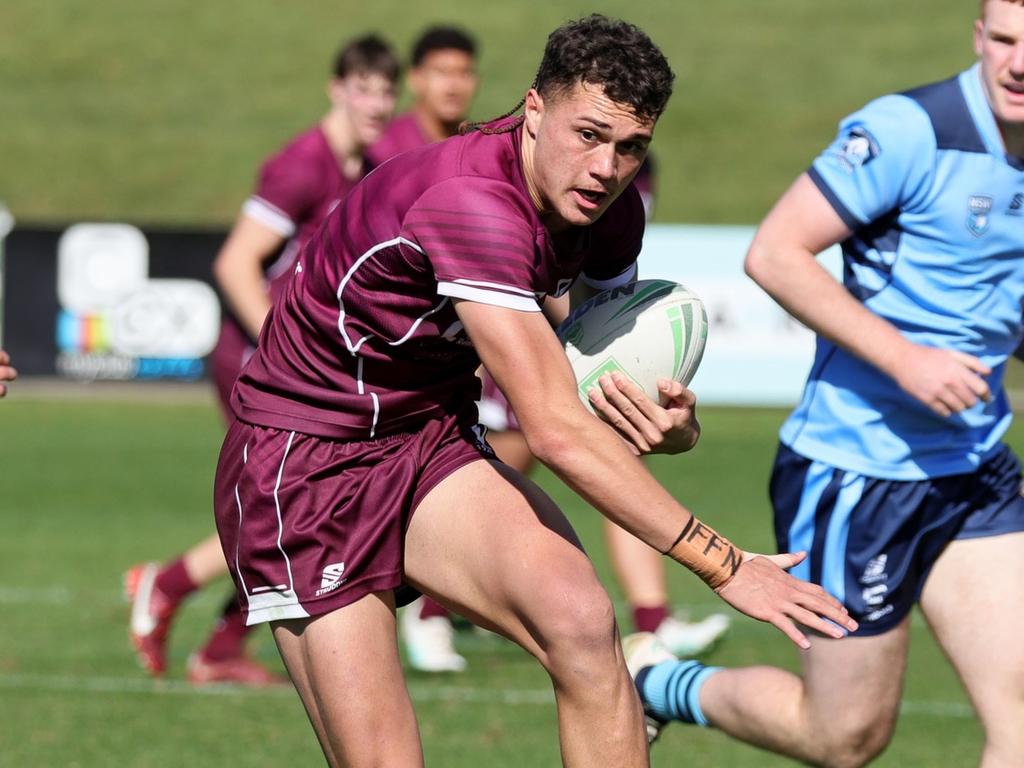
[780,64,1024,480]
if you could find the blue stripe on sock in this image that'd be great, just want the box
[639,660,722,727]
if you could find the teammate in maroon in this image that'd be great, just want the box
[368,25,478,166]
[216,16,855,765]
[125,35,399,686]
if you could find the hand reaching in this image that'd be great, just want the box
[716,551,858,649]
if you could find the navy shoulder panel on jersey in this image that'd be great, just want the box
[901,76,987,154]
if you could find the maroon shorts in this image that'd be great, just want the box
[214,411,494,625]
[476,369,520,432]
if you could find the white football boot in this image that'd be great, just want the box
[400,597,467,673]
[653,613,730,658]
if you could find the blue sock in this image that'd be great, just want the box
[636,659,721,727]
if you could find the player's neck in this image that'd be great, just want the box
[414,106,460,142]
[321,110,365,180]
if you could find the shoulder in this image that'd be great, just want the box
[408,174,535,235]
[833,92,936,163]
[899,73,988,154]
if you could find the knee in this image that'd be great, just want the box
[815,719,894,768]
[532,586,619,672]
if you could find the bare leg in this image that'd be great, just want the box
[920,532,1024,768]
[486,428,535,474]
[604,520,667,608]
[406,460,648,767]
[697,622,909,768]
[182,532,230,586]
[273,591,423,768]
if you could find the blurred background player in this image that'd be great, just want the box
[628,2,1024,764]
[124,35,400,686]
[373,25,728,674]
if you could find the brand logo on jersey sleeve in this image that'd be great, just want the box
[835,127,880,172]
[967,195,993,237]
[1007,193,1024,217]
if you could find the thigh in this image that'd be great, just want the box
[273,591,422,768]
[404,459,612,659]
[802,619,910,738]
[920,532,1024,728]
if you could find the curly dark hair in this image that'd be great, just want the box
[534,14,674,121]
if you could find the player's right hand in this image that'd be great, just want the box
[890,343,991,417]
[716,551,858,650]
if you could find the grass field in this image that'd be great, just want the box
[0,394,998,766]
[1,1,977,226]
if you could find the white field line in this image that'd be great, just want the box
[0,672,975,717]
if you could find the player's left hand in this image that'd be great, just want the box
[588,372,700,455]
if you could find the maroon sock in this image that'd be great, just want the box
[633,604,670,633]
[199,595,251,662]
[419,596,451,620]
[154,557,199,604]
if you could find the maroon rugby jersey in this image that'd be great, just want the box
[232,118,646,440]
[241,124,368,311]
[366,112,430,167]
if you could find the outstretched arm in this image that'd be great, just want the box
[455,298,857,647]
[745,174,991,417]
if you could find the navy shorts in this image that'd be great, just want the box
[771,442,1024,636]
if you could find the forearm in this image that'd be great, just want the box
[220,274,272,341]
[746,242,908,379]
[529,409,739,589]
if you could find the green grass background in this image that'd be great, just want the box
[0,2,998,764]
[1,1,978,226]
[0,397,997,766]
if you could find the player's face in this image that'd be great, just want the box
[976,0,1024,128]
[331,71,398,146]
[523,82,654,231]
[411,49,478,124]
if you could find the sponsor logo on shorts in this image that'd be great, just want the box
[861,583,888,608]
[860,554,888,585]
[864,603,894,623]
[315,562,347,597]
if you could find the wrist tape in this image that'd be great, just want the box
[662,514,742,591]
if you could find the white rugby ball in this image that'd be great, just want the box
[556,279,708,411]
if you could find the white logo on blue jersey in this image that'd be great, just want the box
[967,195,992,237]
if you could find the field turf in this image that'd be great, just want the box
[0,394,997,766]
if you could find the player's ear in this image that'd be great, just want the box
[524,88,544,137]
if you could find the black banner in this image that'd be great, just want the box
[3,223,228,379]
